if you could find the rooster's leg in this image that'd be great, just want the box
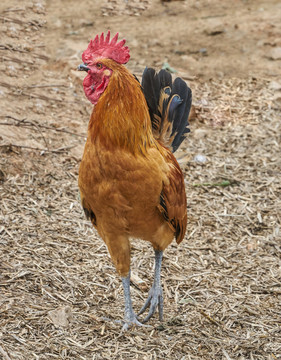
[138,249,163,323]
[106,235,150,330]
[121,272,147,331]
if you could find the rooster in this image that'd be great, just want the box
[78,31,192,330]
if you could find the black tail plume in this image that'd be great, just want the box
[141,67,192,153]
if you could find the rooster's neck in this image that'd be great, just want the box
[88,65,154,155]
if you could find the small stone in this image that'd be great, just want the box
[194,154,207,163]
[269,81,281,91]
[48,306,73,328]
[199,48,207,55]
[6,65,17,77]
[269,47,281,60]
[33,2,45,14]
[200,98,208,106]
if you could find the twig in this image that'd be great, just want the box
[0,44,49,60]
[201,14,227,19]
[0,82,65,103]
[0,115,26,122]
[29,121,50,151]
[199,309,220,326]
[24,84,68,89]
[193,180,239,187]
[1,114,50,150]
[0,15,45,27]
[21,91,64,103]
[0,14,26,25]
[2,55,34,65]
[0,116,86,138]
[0,144,74,154]
[0,82,63,103]
[2,7,25,13]
[0,82,76,104]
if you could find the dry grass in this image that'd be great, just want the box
[1,1,281,359]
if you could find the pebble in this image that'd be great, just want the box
[269,81,281,91]
[269,47,281,60]
[194,154,207,163]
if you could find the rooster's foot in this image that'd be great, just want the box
[122,310,151,331]
[138,283,163,323]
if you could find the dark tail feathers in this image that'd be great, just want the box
[141,67,192,153]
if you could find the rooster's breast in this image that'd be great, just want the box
[78,140,170,238]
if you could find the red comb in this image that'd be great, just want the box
[82,31,130,65]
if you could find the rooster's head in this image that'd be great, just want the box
[78,31,130,104]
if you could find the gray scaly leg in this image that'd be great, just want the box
[138,250,164,323]
[121,271,148,331]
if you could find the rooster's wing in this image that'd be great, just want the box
[158,152,187,244]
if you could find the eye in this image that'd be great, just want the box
[96,63,103,69]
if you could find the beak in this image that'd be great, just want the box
[78,63,90,72]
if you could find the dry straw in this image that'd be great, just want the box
[0,2,280,359]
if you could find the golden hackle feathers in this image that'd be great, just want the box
[88,59,154,155]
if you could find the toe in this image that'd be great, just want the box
[138,295,151,316]
[143,293,163,323]
[122,317,152,331]
[158,294,164,321]
[143,298,158,323]
[122,322,129,332]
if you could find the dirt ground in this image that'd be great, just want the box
[0,0,281,359]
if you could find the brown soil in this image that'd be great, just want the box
[0,1,280,359]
